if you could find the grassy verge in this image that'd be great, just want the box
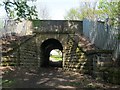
[50,55,62,61]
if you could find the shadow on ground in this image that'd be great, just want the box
[2,66,120,89]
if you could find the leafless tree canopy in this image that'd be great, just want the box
[38,6,51,20]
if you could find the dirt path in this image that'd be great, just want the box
[1,66,120,89]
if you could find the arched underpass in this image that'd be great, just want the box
[40,38,63,67]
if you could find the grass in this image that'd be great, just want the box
[50,55,62,61]
[2,79,16,87]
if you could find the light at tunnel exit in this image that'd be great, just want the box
[50,49,62,62]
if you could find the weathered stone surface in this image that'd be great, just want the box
[1,20,119,84]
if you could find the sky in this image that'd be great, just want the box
[30,0,102,20]
[0,0,80,20]
[35,0,80,20]
[0,0,101,20]
[0,0,119,20]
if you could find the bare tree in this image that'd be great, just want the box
[38,5,50,20]
[79,1,98,20]
[64,1,98,21]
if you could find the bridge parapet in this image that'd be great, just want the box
[32,20,83,34]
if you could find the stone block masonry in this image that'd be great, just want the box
[1,20,120,84]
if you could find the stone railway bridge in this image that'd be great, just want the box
[2,20,117,84]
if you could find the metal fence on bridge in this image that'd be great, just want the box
[83,19,120,59]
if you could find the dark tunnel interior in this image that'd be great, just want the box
[40,38,63,67]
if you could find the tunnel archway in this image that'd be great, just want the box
[40,38,63,67]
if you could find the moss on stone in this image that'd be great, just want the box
[32,20,41,28]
